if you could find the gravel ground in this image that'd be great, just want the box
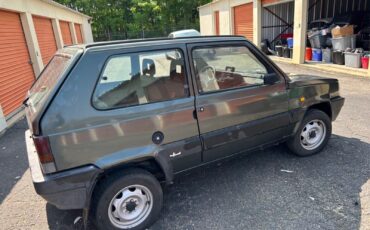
[0,62,369,230]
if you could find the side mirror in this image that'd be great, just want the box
[263,73,279,85]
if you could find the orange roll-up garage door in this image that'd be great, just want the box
[233,3,253,40]
[215,11,220,35]
[74,23,83,44]
[60,20,72,45]
[32,15,58,65]
[0,10,35,116]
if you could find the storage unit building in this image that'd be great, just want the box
[199,0,370,75]
[0,0,93,133]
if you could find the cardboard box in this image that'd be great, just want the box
[331,25,354,38]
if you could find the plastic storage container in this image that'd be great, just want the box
[283,47,290,58]
[362,56,369,69]
[333,51,345,65]
[308,34,327,48]
[275,45,283,57]
[312,48,322,61]
[344,52,361,68]
[322,48,332,63]
[305,47,312,61]
[287,38,293,48]
[332,35,356,51]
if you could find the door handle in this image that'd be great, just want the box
[198,107,204,112]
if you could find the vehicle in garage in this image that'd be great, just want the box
[24,36,344,230]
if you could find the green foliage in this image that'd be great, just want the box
[55,0,212,40]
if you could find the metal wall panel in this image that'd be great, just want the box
[262,1,294,44]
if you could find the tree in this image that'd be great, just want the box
[55,0,212,40]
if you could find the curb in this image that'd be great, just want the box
[269,56,370,78]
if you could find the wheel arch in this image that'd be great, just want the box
[83,155,172,226]
[306,101,332,120]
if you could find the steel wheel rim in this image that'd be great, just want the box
[300,119,326,150]
[108,185,153,229]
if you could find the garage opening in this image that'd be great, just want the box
[60,20,73,46]
[74,23,84,44]
[304,0,370,71]
[261,0,294,58]
[0,10,35,117]
[215,11,220,35]
[33,15,58,65]
[263,0,370,72]
[233,3,253,41]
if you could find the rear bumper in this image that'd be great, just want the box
[331,96,345,121]
[25,130,102,210]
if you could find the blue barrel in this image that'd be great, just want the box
[312,48,322,61]
[287,38,293,48]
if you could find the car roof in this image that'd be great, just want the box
[76,36,248,52]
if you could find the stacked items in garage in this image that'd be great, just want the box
[273,34,294,59]
[305,12,370,69]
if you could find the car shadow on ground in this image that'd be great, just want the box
[45,134,370,230]
[0,119,29,204]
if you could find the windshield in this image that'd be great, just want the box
[27,48,79,114]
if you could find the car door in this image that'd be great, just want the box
[74,45,202,173]
[188,41,290,162]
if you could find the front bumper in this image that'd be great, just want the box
[331,96,345,121]
[25,130,102,210]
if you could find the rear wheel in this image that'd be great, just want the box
[92,168,163,230]
[287,109,331,156]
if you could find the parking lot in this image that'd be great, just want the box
[0,62,369,230]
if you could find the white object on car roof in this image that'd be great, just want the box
[168,29,201,38]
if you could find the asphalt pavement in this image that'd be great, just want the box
[0,62,369,230]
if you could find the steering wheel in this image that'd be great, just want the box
[199,65,216,90]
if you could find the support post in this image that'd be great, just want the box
[0,105,6,134]
[253,0,262,48]
[292,0,308,64]
[52,19,64,49]
[20,12,44,76]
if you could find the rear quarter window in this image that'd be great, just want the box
[92,49,189,110]
[27,48,80,114]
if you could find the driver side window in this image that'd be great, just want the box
[192,46,270,93]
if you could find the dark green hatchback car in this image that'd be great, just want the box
[24,36,344,230]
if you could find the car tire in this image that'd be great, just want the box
[92,168,163,230]
[287,109,331,156]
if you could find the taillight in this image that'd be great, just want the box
[33,136,56,173]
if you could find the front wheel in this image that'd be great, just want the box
[287,109,332,156]
[92,168,163,230]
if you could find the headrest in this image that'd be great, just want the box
[142,59,156,76]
